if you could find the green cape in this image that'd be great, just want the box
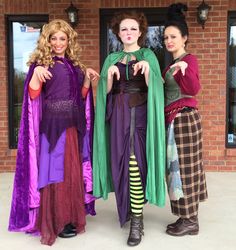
[93,48,166,206]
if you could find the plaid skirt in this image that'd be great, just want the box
[170,109,208,218]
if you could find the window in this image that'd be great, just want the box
[227,12,236,147]
[100,8,171,72]
[6,15,48,148]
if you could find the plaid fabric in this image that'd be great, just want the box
[170,109,208,218]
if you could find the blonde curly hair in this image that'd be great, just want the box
[27,19,84,68]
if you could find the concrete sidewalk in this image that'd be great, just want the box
[0,172,236,250]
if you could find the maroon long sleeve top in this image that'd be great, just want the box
[162,54,201,124]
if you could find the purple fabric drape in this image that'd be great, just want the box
[9,65,39,231]
[38,132,66,189]
[83,90,96,207]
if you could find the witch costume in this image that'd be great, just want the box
[8,57,96,245]
[93,48,166,227]
[163,53,208,236]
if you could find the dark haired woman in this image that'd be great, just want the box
[93,10,166,246]
[163,3,208,236]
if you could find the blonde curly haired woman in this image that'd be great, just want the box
[9,19,99,245]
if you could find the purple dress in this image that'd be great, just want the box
[106,61,148,226]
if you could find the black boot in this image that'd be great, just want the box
[127,214,144,246]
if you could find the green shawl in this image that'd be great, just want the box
[93,48,166,206]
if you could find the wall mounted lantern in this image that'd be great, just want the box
[197,0,211,29]
[65,1,79,27]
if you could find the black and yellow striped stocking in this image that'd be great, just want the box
[129,154,144,216]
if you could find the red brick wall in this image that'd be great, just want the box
[0,0,235,172]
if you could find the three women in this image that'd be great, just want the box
[9,4,208,247]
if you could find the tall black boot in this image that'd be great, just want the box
[127,214,144,246]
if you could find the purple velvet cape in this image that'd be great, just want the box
[8,62,95,232]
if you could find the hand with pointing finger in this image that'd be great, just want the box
[133,60,150,76]
[83,67,100,89]
[85,68,100,81]
[170,61,188,76]
[108,65,120,81]
[34,66,52,83]
[107,65,120,93]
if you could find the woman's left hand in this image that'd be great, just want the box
[133,60,150,75]
[85,68,100,81]
[170,61,188,76]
